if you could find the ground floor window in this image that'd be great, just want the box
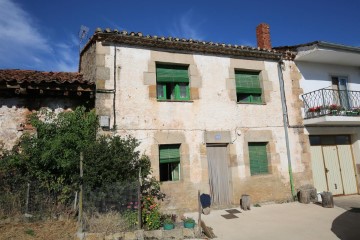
[159,144,181,181]
[248,142,269,175]
[309,135,350,145]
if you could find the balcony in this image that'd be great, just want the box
[301,88,360,126]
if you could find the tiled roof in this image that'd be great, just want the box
[274,41,360,53]
[0,69,94,85]
[273,41,360,60]
[273,41,320,52]
[81,28,283,60]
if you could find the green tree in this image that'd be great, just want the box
[0,107,160,206]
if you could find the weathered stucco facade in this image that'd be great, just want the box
[0,97,89,150]
[79,29,312,212]
[0,70,95,151]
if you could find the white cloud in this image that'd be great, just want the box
[0,0,78,72]
[0,0,50,52]
[169,9,205,40]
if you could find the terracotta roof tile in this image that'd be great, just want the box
[0,69,94,85]
[81,28,282,60]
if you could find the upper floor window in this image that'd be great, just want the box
[156,64,190,101]
[235,71,262,103]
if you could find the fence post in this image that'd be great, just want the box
[74,191,78,211]
[25,182,30,216]
[78,152,83,233]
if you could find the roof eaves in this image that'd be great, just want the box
[81,28,283,60]
[315,41,360,54]
[0,69,94,86]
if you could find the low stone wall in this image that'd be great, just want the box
[79,225,200,240]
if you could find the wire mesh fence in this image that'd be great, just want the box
[0,181,75,221]
[0,179,141,233]
[82,181,140,233]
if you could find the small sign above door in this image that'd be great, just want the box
[205,131,231,143]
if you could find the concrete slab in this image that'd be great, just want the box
[334,195,360,211]
[185,201,360,240]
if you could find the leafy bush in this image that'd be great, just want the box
[0,107,165,216]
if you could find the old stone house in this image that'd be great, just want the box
[79,23,312,211]
[0,69,95,150]
[276,41,360,197]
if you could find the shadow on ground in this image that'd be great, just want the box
[331,208,360,240]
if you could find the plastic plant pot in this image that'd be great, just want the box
[184,221,195,229]
[163,223,174,230]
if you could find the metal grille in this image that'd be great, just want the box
[302,89,360,119]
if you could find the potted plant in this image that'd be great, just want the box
[351,108,360,116]
[162,214,176,230]
[329,104,341,115]
[308,106,321,117]
[183,217,196,229]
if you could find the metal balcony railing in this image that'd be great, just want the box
[301,88,360,119]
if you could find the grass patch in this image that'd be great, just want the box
[24,228,35,236]
[84,211,137,234]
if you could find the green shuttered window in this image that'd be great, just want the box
[159,144,181,181]
[248,142,269,175]
[235,71,262,103]
[156,64,190,100]
[156,65,189,83]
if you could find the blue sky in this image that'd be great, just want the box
[1,0,359,72]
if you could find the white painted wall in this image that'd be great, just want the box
[297,61,360,94]
[112,47,285,131]
[99,46,303,182]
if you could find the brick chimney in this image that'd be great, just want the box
[256,23,272,50]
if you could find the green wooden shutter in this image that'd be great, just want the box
[235,71,261,94]
[159,144,180,163]
[156,64,189,83]
[249,142,268,175]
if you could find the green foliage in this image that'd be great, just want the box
[161,214,177,225]
[141,176,165,201]
[123,209,138,228]
[83,136,150,189]
[142,195,161,230]
[24,228,35,236]
[183,217,195,224]
[1,107,97,195]
[0,107,163,209]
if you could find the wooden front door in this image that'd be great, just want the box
[206,144,231,206]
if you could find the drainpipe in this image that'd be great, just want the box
[277,58,296,199]
[113,46,117,130]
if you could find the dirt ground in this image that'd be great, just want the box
[0,220,77,240]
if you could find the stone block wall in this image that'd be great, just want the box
[79,42,311,211]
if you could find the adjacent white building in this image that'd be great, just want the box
[279,41,360,196]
